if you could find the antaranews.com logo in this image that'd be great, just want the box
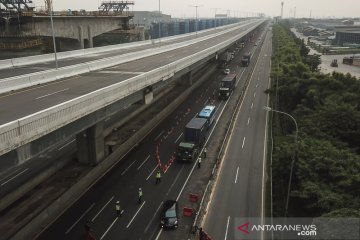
[235,218,359,240]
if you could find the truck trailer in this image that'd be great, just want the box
[241,52,252,67]
[218,73,236,100]
[176,118,207,162]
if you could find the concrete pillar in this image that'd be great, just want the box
[16,144,31,165]
[178,71,193,86]
[143,86,153,104]
[78,25,84,49]
[88,25,93,48]
[76,121,104,165]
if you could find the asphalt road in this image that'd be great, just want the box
[203,28,272,240]
[0,20,262,125]
[36,29,262,240]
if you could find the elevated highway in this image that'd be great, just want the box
[0,19,265,171]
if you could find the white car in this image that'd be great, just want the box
[223,68,230,74]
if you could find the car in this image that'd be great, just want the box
[161,200,178,229]
[223,68,230,74]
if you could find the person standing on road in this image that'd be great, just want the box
[198,157,202,169]
[138,188,143,204]
[203,147,207,158]
[115,201,122,217]
[155,170,162,184]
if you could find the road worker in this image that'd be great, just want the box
[156,170,162,184]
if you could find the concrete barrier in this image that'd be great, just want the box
[0,59,13,70]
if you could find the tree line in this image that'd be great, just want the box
[269,21,360,218]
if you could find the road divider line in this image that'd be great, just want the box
[144,202,163,233]
[1,168,29,186]
[35,88,69,100]
[242,137,246,149]
[254,92,256,98]
[247,117,250,125]
[65,203,95,234]
[154,229,163,240]
[251,102,254,109]
[92,196,114,222]
[58,139,75,151]
[137,155,151,170]
[224,216,230,240]
[100,217,118,240]
[0,168,22,182]
[146,165,158,181]
[126,201,146,228]
[122,159,138,175]
[235,167,239,184]
[154,130,164,141]
[174,133,183,143]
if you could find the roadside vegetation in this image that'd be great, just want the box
[269,21,360,218]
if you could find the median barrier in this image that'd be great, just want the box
[0,59,13,70]
[11,54,54,67]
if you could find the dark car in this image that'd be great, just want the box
[161,200,178,229]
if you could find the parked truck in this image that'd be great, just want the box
[241,52,252,67]
[219,51,232,68]
[176,118,207,162]
[218,73,236,100]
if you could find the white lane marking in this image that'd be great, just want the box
[144,202,163,233]
[100,217,118,240]
[224,216,230,240]
[126,201,146,228]
[58,139,75,151]
[0,168,22,182]
[1,168,29,186]
[65,203,95,234]
[122,160,138,175]
[247,117,250,125]
[253,92,256,98]
[174,133,183,143]
[104,117,111,122]
[256,83,259,88]
[242,137,246,149]
[166,165,184,196]
[251,102,254,109]
[204,99,209,105]
[36,88,69,100]
[154,229,163,240]
[154,130,164,141]
[137,154,150,170]
[146,165,158,181]
[235,167,239,184]
[92,196,114,222]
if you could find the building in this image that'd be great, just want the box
[131,11,171,30]
[334,27,360,46]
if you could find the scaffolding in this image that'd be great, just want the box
[98,1,134,13]
[0,0,34,12]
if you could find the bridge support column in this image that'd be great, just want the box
[178,71,193,86]
[78,26,84,49]
[76,121,104,165]
[88,26,93,48]
[143,86,153,104]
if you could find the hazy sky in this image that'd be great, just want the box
[32,0,360,18]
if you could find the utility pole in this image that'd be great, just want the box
[49,0,58,69]
[211,8,221,29]
[189,5,202,38]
